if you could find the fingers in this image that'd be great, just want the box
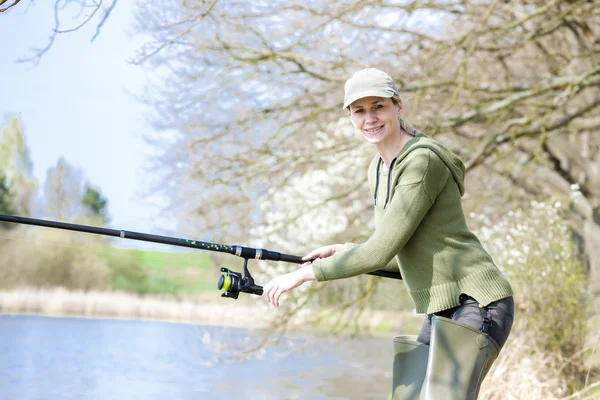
[303,244,342,261]
[263,280,276,306]
[263,279,280,307]
[263,276,294,307]
[273,287,284,308]
[303,245,325,260]
[303,247,327,261]
[263,281,273,301]
[263,270,308,307]
[265,284,281,307]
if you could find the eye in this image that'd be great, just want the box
[375,104,384,109]
[353,109,364,114]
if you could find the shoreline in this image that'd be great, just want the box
[0,287,420,335]
[0,287,272,329]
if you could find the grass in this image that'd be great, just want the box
[101,247,221,295]
[116,249,213,271]
[0,287,272,327]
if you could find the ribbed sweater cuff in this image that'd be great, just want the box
[312,259,327,282]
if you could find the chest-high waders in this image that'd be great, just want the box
[392,309,498,400]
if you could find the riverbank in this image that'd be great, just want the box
[0,288,421,335]
[0,288,269,328]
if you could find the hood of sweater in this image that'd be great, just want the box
[393,133,465,196]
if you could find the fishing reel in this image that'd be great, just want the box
[217,258,263,299]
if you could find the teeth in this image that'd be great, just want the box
[365,126,382,133]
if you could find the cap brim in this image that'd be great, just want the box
[343,89,395,109]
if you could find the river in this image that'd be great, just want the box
[0,314,393,400]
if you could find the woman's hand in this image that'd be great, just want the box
[302,244,347,261]
[263,263,316,307]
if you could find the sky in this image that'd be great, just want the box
[0,2,168,246]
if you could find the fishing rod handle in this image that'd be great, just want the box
[232,245,402,279]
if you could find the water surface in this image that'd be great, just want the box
[0,315,393,400]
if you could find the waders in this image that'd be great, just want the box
[392,317,499,400]
[392,335,429,400]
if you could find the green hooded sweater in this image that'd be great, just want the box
[312,132,513,315]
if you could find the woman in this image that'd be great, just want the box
[263,68,514,399]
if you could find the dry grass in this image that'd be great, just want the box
[0,287,272,328]
[0,287,422,336]
[480,331,600,400]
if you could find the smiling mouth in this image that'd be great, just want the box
[364,125,384,134]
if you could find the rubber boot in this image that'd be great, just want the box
[419,316,500,400]
[392,335,429,400]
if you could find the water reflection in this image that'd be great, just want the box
[0,315,392,400]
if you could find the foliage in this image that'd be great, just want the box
[126,5,600,366]
[82,184,109,224]
[44,158,110,225]
[104,248,215,295]
[44,157,85,221]
[106,248,152,294]
[130,0,598,238]
[0,229,217,296]
[473,200,594,394]
[0,116,36,217]
[0,228,112,291]
[0,175,17,229]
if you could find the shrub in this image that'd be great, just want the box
[474,201,593,394]
[0,227,111,291]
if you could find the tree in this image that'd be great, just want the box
[0,175,17,229]
[0,116,37,217]
[10,0,600,301]
[130,0,600,289]
[0,0,22,12]
[43,157,84,221]
[44,157,110,225]
[2,0,118,66]
[82,183,109,224]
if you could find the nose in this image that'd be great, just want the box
[365,110,378,123]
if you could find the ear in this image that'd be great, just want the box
[396,100,403,115]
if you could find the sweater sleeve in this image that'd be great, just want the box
[345,242,399,273]
[313,149,450,281]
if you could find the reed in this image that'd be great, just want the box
[0,287,270,327]
[480,330,600,400]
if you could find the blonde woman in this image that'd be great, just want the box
[264,68,514,400]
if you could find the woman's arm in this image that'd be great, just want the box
[313,149,450,281]
[263,263,316,307]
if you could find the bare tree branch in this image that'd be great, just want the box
[15,0,119,67]
[131,0,218,66]
[0,0,22,12]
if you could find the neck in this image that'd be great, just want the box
[377,128,413,169]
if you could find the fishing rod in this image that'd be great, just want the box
[0,214,402,299]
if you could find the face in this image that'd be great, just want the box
[348,97,402,145]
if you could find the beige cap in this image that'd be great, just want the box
[343,68,399,109]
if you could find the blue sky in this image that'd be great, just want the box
[0,2,165,240]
